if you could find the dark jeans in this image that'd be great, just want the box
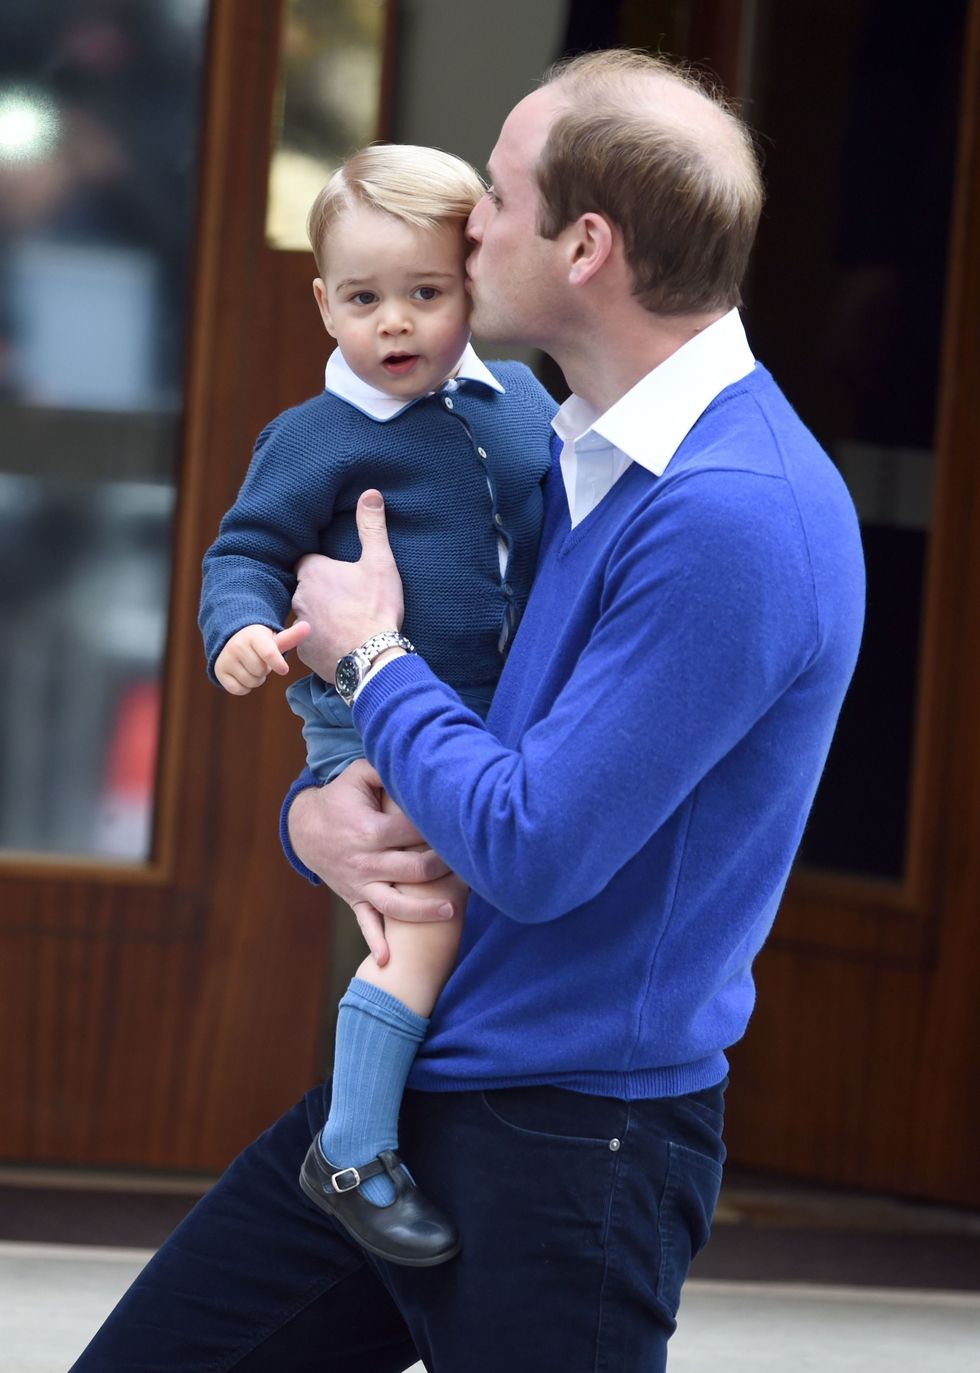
[70,1079,726,1372]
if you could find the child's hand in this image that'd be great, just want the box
[215,621,310,695]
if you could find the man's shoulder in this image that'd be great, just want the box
[641,372,863,633]
[613,366,859,572]
[674,366,846,498]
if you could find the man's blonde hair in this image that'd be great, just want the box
[308,144,485,275]
[537,50,764,315]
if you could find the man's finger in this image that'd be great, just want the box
[355,489,394,565]
[352,900,389,965]
[367,882,457,924]
[345,758,383,791]
[367,845,452,885]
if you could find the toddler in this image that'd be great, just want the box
[199,144,555,1266]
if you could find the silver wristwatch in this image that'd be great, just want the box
[334,630,416,706]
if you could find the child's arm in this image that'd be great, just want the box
[200,406,338,684]
[214,621,310,696]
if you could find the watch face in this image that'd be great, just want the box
[335,654,360,703]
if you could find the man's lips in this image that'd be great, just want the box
[382,353,419,375]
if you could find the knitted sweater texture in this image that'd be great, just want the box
[331,364,865,1099]
[199,361,556,689]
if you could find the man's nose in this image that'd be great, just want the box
[466,196,487,244]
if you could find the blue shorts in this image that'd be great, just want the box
[285,674,494,783]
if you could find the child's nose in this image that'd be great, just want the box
[378,303,411,335]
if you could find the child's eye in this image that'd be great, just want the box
[351,291,376,305]
[486,185,501,208]
[412,286,440,301]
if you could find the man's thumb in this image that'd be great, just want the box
[356,489,390,553]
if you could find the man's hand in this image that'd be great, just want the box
[293,489,404,682]
[215,621,310,695]
[287,760,456,964]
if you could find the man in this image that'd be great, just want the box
[71,50,864,1373]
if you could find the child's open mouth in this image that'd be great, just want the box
[382,353,419,375]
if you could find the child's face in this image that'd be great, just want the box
[313,206,471,402]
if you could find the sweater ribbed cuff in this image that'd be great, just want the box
[352,650,439,728]
[279,765,324,885]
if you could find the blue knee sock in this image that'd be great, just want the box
[320,978,429,1206]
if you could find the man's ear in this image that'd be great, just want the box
[313,278,337,338]
[566,213,615,288]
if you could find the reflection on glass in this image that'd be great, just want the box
[743,0,966,880]
[266,0,388,251]
[0,0,210,861]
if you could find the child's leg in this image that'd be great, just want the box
[319,791,464,1206]
[355,787,467,1012]
[319,913,462,1205]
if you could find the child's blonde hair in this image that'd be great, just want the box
[308,143,485,275]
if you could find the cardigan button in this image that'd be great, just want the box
[477,446,488,460]
[444,397,454,410]
[494,513,504,527]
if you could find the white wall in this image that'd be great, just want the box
[392,0,569,370]
[392,0,568,170]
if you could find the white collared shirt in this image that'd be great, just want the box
[552,308,756,527]
[323,341,504,422]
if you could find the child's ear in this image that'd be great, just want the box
[313,279,337,338]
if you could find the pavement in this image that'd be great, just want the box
[5,1239,980,1372]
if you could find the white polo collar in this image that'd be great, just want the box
[323,342,504,422]
[552,308,756,476]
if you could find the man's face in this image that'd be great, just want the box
[466,87,566,347]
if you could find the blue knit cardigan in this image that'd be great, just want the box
[200,361,556,690]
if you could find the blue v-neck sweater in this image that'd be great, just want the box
[288,363,865,1100]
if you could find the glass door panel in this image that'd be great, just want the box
[0,0,210,860]
[741,0,967,879]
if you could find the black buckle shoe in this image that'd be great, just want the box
[299,1134,460,1267]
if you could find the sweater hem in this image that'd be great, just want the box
[406,1052,729,1102]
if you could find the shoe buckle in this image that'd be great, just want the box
[330,1166,361,1193]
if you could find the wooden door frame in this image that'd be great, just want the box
[0,0,342,1171]
[696,0,980,1204]
[687,0,980,974]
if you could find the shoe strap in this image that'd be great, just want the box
[329,1148,403,1194]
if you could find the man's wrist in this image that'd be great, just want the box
[336,630,415,705]
[352,647,408,701]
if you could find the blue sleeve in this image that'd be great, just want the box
[278,766,323,885]
[199,409,337,681]
[351,473,832,923]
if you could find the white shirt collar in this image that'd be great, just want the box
[323,341,504,422]
[552,308,756,477]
